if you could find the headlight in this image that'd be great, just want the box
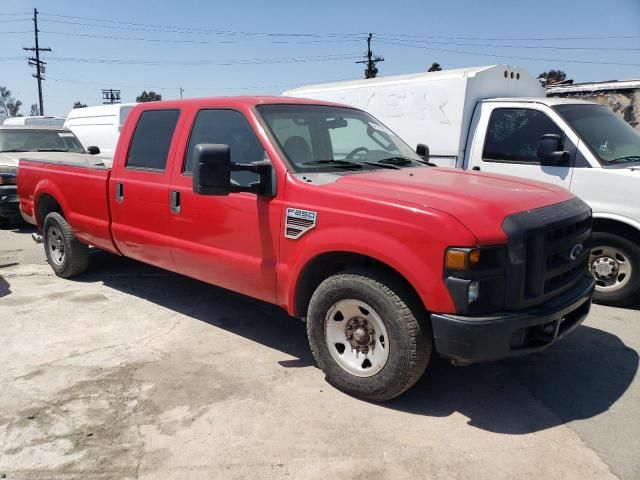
[444,246,506,314]
[0,168,17,185]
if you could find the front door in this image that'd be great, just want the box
[167,108,280,303]
[469,105,575,189]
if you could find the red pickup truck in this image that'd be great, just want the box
[18,97,595,401]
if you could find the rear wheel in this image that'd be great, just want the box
[307,269,431,401]
[43,212,89,278]
[590,231,640,307]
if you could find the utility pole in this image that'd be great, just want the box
[179,87,184,99]
[356,33,384,79]
[23,8,51,115]
[102,89,121,105]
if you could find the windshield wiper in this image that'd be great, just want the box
[36,149,70,152]
[378,156,435,166]
[609,155,640,164]
[301,159,363,169]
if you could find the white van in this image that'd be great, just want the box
[64,103,137,158]
[285,65,640,306]
[3,116,66,127]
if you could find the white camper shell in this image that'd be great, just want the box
[284,65,544,167]
[3,116,66,127]
[64,103,137,158]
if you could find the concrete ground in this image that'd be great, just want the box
[1,225,639,480]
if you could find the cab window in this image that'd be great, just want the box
[183,109,264,187]
[126,109,180,171]
[483,108,563,163]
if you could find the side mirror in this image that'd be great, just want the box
[193,144,231,196]
[537,134,569,165]
[416,143,430,160]
[87,145,100,155]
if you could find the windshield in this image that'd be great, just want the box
[256,104,424,172]
[553,104,640,165]
[0,129,86,154]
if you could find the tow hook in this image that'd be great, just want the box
[31,232,43,244]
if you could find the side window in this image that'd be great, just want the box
[184,109,264,187]
[126,109,180,171]
[483,108,562,163]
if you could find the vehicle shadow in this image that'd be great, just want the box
[383,321,638,434]
[77,251,637,434]
[80,250,313,368]
[0,274,10,298]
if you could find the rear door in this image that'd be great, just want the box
[467,103,577,188]
[109,108,184,270]
[166,107,279,303]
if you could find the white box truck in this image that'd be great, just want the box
[285,65,640,306]
[64,103,137,159]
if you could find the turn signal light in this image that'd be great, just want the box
[445,248,481,270]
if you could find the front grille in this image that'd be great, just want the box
[503,197,592,310]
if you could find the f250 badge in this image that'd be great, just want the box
[285,208,317,239]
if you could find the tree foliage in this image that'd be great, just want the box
[0,86,22,117]
[136,91,162,102]
[428,62,442,72]
[538,70,569,85]
[30,104,40,116]
[73,101,88,109]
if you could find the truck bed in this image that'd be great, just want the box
[18,158,119,254]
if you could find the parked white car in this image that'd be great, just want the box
[286,65,640,306]
[0,126,107,227]
[64,103,137,159]
[3,116,66,127]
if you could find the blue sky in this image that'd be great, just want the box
[2,0,639,116]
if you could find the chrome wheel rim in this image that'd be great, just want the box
[590,246,632,293]
[325,299,389,377]
[47,225,65,266]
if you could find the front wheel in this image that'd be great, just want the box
[590,231,640,307]
[307,269,431,401]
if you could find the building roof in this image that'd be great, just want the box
[547,79,640,94]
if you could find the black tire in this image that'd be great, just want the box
[0,216,11,229]
[43,212,89,278]
[307,268,432,402]
[591,231,640,307]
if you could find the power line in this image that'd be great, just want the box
[37,30,361,45]
[375,37,640,52]
[37,13,640,42]
[44,52,360,66]
[376,39,640,66]
[374,32,640,42]
[39,17,363,39]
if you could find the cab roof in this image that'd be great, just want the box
[480,97,597,106]
[132,95,351,110]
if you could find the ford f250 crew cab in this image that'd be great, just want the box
[18,97,595,401]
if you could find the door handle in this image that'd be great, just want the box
[472,166,481,171]
[115,182,124,203]
[170,191,181,214]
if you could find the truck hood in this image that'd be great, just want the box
[330,167,575,243]
[1,151,110,169]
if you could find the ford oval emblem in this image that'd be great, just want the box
[569,244,584,260]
